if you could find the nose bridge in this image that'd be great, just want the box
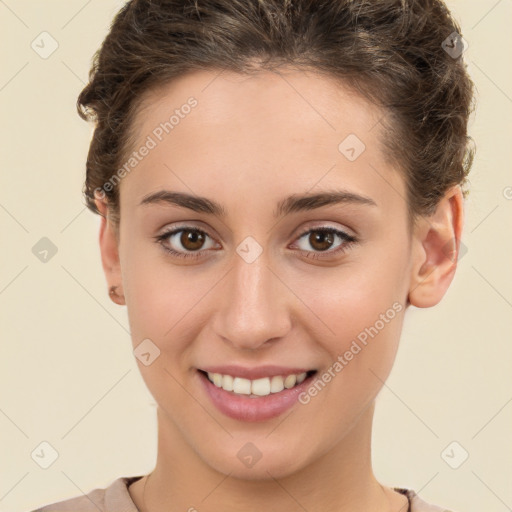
[213,247,291,349]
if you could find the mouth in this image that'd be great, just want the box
[197,369,317,398]
[196,367,318,422]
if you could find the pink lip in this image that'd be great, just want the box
[197,370,316,422]
[199,365,314,380]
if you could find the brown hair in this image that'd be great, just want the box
[77,0,475,225]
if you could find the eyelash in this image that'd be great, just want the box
[154,225,357,261]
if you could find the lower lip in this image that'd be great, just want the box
[197,370,316,422]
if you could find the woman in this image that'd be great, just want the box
[31,0,474,510]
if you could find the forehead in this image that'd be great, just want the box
[120,68,406,219]
[134,67,381,144]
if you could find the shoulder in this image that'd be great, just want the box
[28,475,142,512]
[395,487,459,512]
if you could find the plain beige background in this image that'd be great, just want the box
[0,1,511,511]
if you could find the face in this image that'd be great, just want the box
[111,68,416,479]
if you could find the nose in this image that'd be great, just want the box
[212,249,292,351]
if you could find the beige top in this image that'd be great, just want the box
[29,475,456,512]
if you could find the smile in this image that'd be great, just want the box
[197,367,318,422]
[201,370,316,397]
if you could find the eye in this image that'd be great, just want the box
[154,227,217,259]
[154,224,357,261]
[291,226,357,259]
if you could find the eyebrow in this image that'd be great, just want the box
[139,189,377,218]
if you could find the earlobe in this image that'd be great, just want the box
[408,185,465,308]
[94,194,125,305]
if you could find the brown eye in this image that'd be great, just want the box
[156,227,217,259]
[308,231,335,251]
[293,227,357,259]
[180,229,206,251]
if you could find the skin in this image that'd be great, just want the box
[95,67,463,512]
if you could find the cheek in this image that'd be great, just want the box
[125,275,193,344]
[120,241,192,344]
[120,259,200,412]
[292,250,407,393]
[293,268,406,440]
[299,254,407,342]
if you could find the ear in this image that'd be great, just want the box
[408,185,465,308]
[94,193,125,305]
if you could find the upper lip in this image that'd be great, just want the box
[198,365,315,380]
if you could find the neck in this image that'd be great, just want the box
[133,400,406,512]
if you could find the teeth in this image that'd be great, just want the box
[222,374,234,391]
[205,371,310,397]
[296,372,307,384]
[212,373,223,387]
[284,374,297,389]
[233,377,251,395]
[270,375,284,393]
[251,377,271,396]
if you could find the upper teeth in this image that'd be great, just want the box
[207,372,308,397]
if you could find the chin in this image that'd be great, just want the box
[198,436,312,481]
